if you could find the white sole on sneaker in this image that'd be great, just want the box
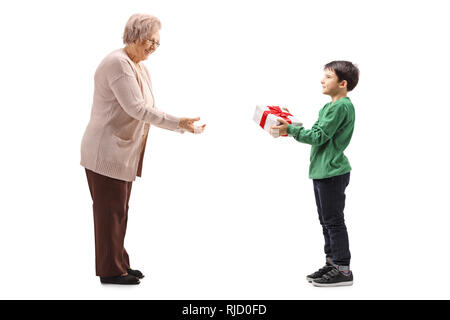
[312,281,353,287]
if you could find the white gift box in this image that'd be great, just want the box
[253,105,302,136]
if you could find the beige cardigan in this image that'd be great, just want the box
[80,49,181,181]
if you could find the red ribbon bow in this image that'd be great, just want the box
[259,106,292,135]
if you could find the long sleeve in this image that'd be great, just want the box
[110,74,180,130]
[142,64,184,132]
[286,103,347,146]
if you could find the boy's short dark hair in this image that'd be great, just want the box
[324,61,359,91]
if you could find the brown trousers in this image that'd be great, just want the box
[85,169,132,277]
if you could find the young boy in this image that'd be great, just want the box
[271,61,359,287]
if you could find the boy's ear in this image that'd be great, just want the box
[339,80,348,89]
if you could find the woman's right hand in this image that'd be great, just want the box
[178,117,206,134]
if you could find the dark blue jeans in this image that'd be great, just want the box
[313,172,351,266]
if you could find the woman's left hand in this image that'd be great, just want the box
[178,117,206,134]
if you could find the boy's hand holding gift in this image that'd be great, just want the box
[253,105,302,137]
[270,118,290,138]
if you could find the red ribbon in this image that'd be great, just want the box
[259,106,292,136]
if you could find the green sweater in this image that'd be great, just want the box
[286,97,355,179]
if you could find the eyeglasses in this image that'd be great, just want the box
[148,39,160,47]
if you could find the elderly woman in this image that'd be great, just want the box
[80,13,205,285]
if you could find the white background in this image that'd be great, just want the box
[0,0,449,300]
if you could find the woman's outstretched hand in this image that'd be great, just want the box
[178,117,206,134]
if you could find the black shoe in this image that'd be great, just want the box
[306,263,334,282]
[127,268,145,279]
[311,267,353,287]
[100,274,140,285]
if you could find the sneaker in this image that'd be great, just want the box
[306,263,334,283]
[311,267,353,287]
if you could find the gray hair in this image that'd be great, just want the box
[123,14,161,45]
